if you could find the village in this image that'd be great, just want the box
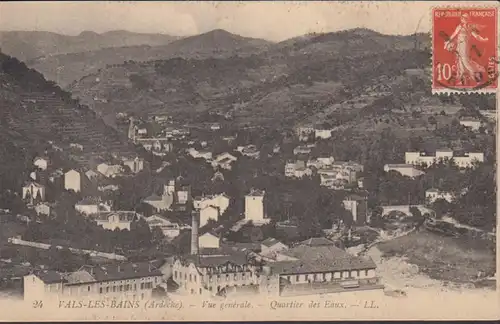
[0,102,495,302]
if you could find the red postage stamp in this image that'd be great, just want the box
[432,7,498,94]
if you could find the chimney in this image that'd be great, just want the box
[191,211,199,255]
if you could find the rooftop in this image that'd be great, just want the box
[64,262,162,285]
[271,239,376,274]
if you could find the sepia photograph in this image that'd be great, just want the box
[0,1,498,321]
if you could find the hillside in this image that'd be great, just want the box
[69,29,431,129]
[26,29,272,88]
[0,30,180,61]
[0,52,136,190]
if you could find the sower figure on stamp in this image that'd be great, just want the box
[444,13,489,86]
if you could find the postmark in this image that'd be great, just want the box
[432,7,498,94]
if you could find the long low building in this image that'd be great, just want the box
[258,238,383,297]
[23,262,164,301]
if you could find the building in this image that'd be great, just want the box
[343,194,369,226]
[211,153,237,170]
[459,118,482,131]
[293,146,312,155]
[198,232,221,249]
[22,182,46,203]
[187,148,213,161]
[199,206,220,227]
[75,197,112,216]
[193,194,230,215]
[259,238,383,297]
[307,157,335,169]
[84,170,100,181]
[34,203,51,216]
[479,110,496,121]
[97,163,124,178]
[405,150,484,168]
[64,169,81,193]
[143,180,191,212]
[23,262,163,301]
[123,157,145,174]
[145,215,187,239]
[259,238,288,260]
[245,189,266,222]
[314,129,333,139]
[210,123,221,131]
[383,164,425,178]
[425,188,455,204]
[94,211,141,231]
[284,161,312,178]
[69,143,84,151]
[171,217,260,296]
[33,157,49,171]
[240,145,260,159]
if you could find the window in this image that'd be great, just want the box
[119,286,123,292]
[133,284,137,291]
[87,286,91,292]
[296,275,300,282]
[226,274,229,281]
[194,276,197,283]
[106,287,109,293]
[287,276,291,282]
[174,271,178,279]
[99,287,103,294]
[140,283,144,289]
[199,288,202,294]
[112,286,116,292]
[365,270,369,276]
[233,273,237,280]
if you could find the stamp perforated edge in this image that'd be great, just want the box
[430,4,499,95]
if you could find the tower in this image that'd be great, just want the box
[190,211,199,255]
[163,179,176,196]
[245,189,265,222]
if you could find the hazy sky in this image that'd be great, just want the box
[0,1,494,41]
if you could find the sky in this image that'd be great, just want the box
[0,1,495,41]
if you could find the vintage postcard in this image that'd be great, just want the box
[0,0,498,321]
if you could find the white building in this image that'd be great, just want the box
[75,197,112,216]
[123,157,145,174]
[145,215,186,239]
[200,206,220,227]
[33,157,49,171]
[97,163,124,178]
[425,188,455,204]
[405,150,484,168]
[245,189,266,222]
[23,262,163,301]
[64,169,81,193]
[94,211,141,231]
[384,164,425,178]
[193,194,230,215]
[307,157,335,169]
[187,148,213,161]
[314,129,333,139]
[198,232,221,249]
[211,152,238,170]
[459,118,482,131]
[285,161,312,178]
[22,182,46,202]
[293,146,312,155]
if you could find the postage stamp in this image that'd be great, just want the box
[0,1,499,322]
[432,7,498,94]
